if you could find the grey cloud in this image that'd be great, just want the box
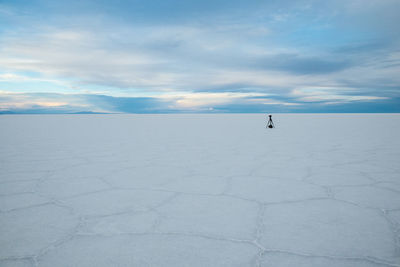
[245,54,352,75]
[333,41,389,54]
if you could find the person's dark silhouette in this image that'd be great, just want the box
[267,115,274,128]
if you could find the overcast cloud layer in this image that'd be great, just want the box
[1,0,400,113]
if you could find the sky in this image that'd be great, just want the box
[0,0,400,113]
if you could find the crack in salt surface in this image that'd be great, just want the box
[259,248,400,267]
[2,114,400,266]
[42,230,400,267]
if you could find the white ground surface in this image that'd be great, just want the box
[0,114,399,267]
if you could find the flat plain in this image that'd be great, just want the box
[1,114,399,267]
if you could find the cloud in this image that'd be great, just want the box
[0,0,399,112]
[245,54,352,74]
[0,91,274,113]
[0,91,98,113]
[290,86,390,105]
[1,90,398,114]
